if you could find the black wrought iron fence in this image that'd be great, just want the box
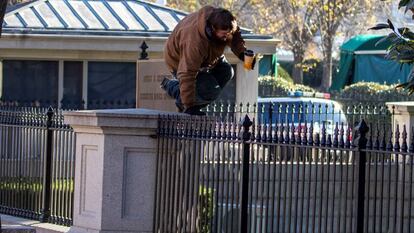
[154,113,414,233]
[0,99,136,110]
[0,106,75,226]
[204,102,395,141]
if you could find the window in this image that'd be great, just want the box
[88,62,136,109]
[62,61,83,109]
[2,60,59,106]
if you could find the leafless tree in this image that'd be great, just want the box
[316,0,377,90]
[251,0,318,84]
[0,0,8,37]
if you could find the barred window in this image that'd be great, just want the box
[2,60,59,106]
[87,62,136,109]
[62,61,83,109]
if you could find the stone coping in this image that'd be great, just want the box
[386,101,414,107]
[386,101,414,114]
[63,108,186,130]
[63,108,182,119]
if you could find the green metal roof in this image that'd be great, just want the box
[3,0,272,39]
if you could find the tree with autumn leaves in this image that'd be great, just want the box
[165,0,380,90]
[315,0,378,90]
[253,0,379,90]
[254,1,318,84]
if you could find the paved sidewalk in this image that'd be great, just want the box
[1,214,69,233]
[1,222,36,233]
[1,216,35,232]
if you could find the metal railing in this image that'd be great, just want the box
[0,99,136,110]
[0,101,405,231]
[204,102,396,143]
[154,112,414,233]
[0,106,75,226]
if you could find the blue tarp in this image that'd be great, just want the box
[331,34,411,90]
[353,54,412,84]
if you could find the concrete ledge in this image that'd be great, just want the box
[63,108,183,133]
[1,214,69,233]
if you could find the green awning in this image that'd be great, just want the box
[331,34,395,91]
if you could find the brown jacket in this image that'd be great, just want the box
[164,6,246,108]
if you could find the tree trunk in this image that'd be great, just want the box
[292,53,304,84]
[0,0,8,37]
[320,40,333,91]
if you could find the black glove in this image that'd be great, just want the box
[251,56,256,70]
[238,52,245,61]
[184,106,206,116]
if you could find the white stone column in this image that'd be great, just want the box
[64,109,179,233]
[386,101,414,143]
[236,62,259,105]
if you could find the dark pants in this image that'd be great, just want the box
[164,56,234,109]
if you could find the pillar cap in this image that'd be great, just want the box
[386,101,414,114]
[63,108,184,130]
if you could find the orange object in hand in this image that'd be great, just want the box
[244,50,254,70]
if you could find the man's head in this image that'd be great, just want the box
[207,8,237,43]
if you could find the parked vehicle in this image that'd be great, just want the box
[257,91,348,136]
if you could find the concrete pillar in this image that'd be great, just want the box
[236,62,259,105]
[386,101,414,143]
[64,109,179,233]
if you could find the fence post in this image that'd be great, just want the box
[40,107,54,222]
[240,115,252,233]
[354,119,369,233]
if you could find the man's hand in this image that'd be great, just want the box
[251,56,256,70]
[239,50,258,70]
[238,51,245,61]
[248,54,262,70]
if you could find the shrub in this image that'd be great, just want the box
[278,61,293,75]
[197,186,214,233]
[332,82,414,104]
[258,76,316,97]
[278,65,293,83]
[279,59,339,88]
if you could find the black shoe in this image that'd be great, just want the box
[160,77,170,91]
[184,106,206,116]
[176,103,184,113]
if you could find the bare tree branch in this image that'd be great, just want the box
[316,0,377,90]
[0,0,8,37]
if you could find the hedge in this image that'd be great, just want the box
[332,82,414,104]
[278,59,339,87]
[278,65,293,83]
[258,76,316,97]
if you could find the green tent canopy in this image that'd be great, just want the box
[259,54,278,77]
[331,34,411,90]
[340,34,391,52]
